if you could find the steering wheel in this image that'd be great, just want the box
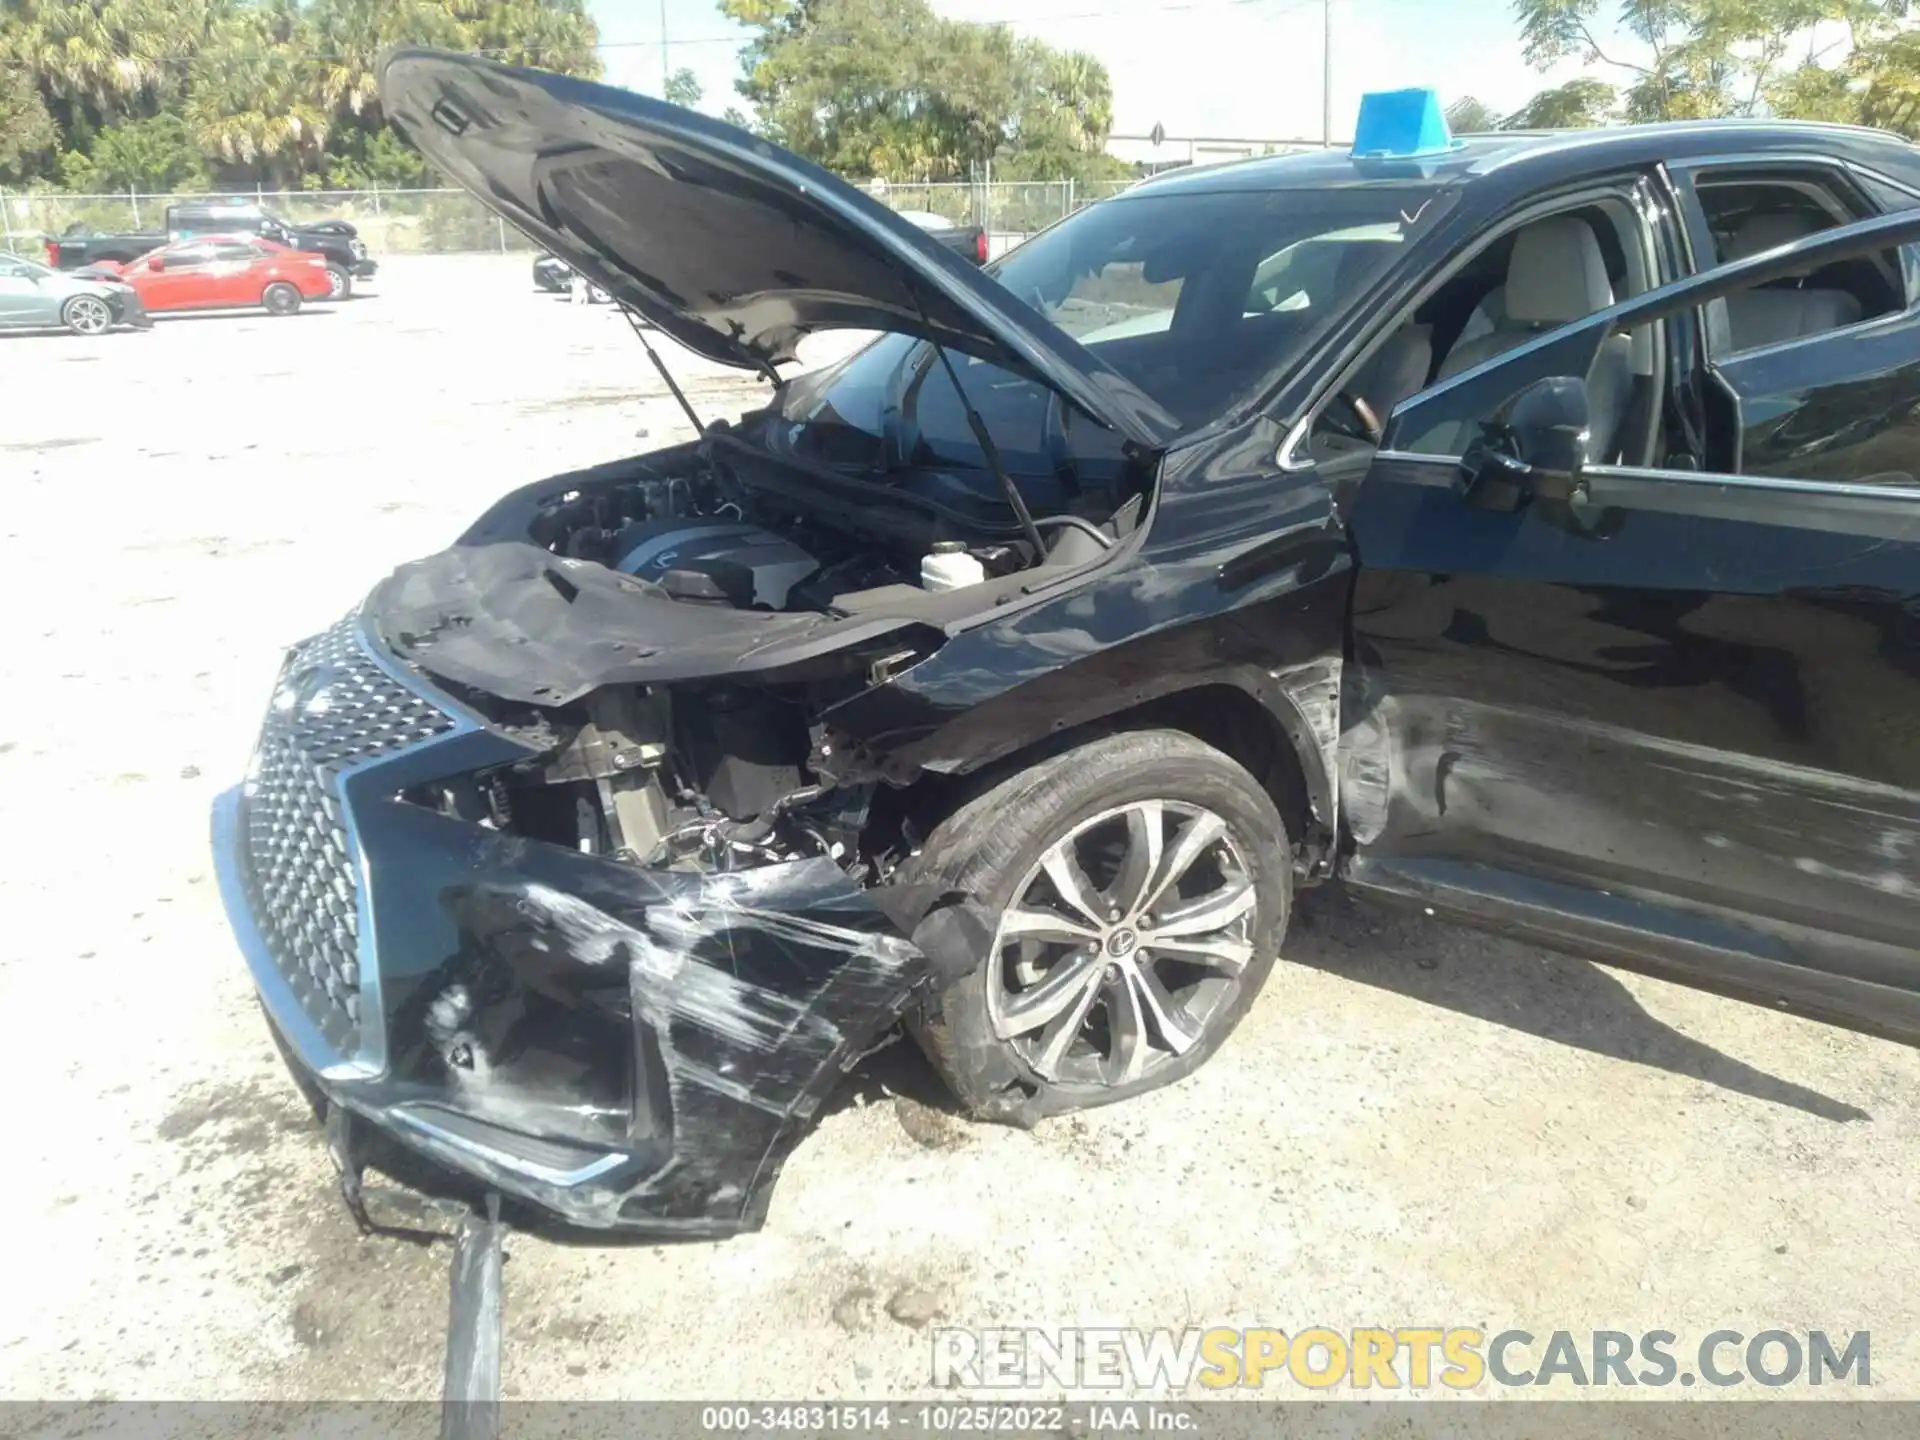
[1320,390,1384,445]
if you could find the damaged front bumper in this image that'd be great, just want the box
[210,613,930,1236]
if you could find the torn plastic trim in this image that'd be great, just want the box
[231,781,942,1235]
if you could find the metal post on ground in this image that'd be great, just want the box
[496,216,507,255]
[1322,0,1335,148]
[983,159,992,248]
[441,1193,505,1440]
[660,0,670,94]
[1,189,16,255]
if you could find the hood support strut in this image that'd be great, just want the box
[908,284,1048,565]
[623,305,715,439]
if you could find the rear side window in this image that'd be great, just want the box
[1694,170,1905,352]
[1856,173,1920,306]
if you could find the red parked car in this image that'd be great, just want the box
[82,234,334,316]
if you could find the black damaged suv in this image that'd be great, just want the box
[214,50,1920,1237]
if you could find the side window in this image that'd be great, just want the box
[212,242,257,263]
[1310,195,1660,464]
[1694,172,1904,353]
[1855,173,1920,307]
[163,244,214,269]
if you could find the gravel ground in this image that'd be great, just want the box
[1,254,1916,1407]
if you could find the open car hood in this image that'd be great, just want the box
[378,48,1180,450]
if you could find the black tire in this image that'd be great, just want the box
[903,729,1291,1127]
[323,263,352,300]
[263,282,301,316]
[61,294,113,336]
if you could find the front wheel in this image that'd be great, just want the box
[61,294,113,336]
[905,729,1291,1125]
[263,282,302,316]
[323,263,351,300]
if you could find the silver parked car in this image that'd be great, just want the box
[0,253,149,334]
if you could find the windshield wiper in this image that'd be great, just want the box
[905,288,1047,565]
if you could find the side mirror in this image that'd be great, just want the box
[1457,375,1590,513]
[147,255,164,271]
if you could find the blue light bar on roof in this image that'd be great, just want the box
[1351,88,1458,159]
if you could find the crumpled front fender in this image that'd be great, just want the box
[216,787,942,1236]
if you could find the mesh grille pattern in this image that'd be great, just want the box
[240,616,455,1057]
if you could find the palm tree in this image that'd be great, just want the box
[3,0,205,125]
[183,0,328,183]
[1047,49,1111,153]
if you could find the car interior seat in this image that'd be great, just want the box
[1337,244,1434,429]
[1412,216,1634,458]
[1719,211,1863,351]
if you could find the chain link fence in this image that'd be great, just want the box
[1,188,540,257]
[1,180,1137,259]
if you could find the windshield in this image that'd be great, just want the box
[775,183,1449,483]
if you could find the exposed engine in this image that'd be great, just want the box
[404,430,1140,879]
[608,519,823,609]
[414,672,863,879]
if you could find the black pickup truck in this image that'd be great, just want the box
[45,201,377,299]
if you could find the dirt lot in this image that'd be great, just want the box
[1,254,1916,1405]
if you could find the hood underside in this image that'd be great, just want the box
[372,543,924,706]
[377,48,1179,450]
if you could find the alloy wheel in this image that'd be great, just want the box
[326,266,349,300]
[987,799,1258,1087]
[65,296,111,335]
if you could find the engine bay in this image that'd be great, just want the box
[518,418,1148,619]
[395,419,1152,882]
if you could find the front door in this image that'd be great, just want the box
[205,241,266,307]
[0,261,40,324]
[1339,207,1920,1045]
[140,242,214,310]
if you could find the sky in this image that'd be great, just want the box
[586,0,1611,142]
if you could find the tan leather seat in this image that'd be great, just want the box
[1721,212,1862,351]
[1416,217,1633,458]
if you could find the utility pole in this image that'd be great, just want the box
[1322,0,1334,147]
[660,0,670,95]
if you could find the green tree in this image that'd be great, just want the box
[1,0,602,189]
[300,0,597,182]
[58,111,210,188]
[1505,75,1619,127]
[1510,0,1920,132]
[1445,96,1503,132]
[665,65,702,107]
[721,0,1127,181]
[181,0,328,183]
[0,62,58,183]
